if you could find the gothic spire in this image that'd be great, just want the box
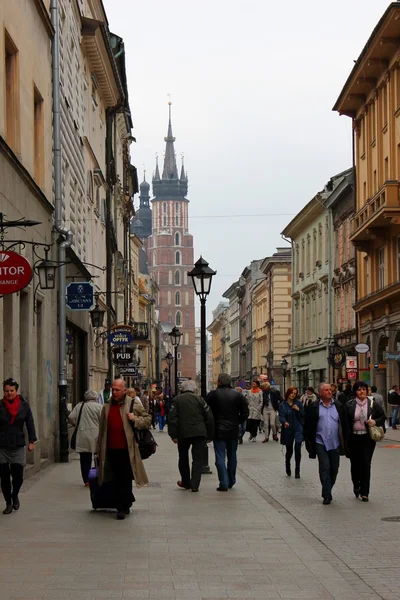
[153,155,160,181]
[162,102,178,180]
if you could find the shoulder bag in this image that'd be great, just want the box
[368,398,385,442]
[129,400,157,459]
[70,402,85,450]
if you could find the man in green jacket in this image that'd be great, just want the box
[168,380,215,492]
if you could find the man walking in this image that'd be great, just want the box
[207,373,249,491]
[98,379,111,405]
[370,385,385,413]
[388,384,400,430]
[304,382,346,505]
[261,382,280,442]
[168,380,214,493]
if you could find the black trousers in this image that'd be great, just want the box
[177,436,205,491]
[316,444,340,500]
[285,441,302,471]
[79,452,92,484]
[0,463,24,504]
[349,434,376,497]
[246,419,260,438]
[107,448,135,511]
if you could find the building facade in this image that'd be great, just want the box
[334,2,400,396]
[258,247,292,388]
[207,302,229,390]
[143,105,196,381]
[282,196,331,390]
[223,281,240,381]
[0,0,57,467]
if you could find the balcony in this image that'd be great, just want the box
[353,281,400,313]
[350,181,400,243]
[132,322,149,341]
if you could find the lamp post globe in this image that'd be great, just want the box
[188,256,217,302]
[281,358,288,395]
[165,352,174,367]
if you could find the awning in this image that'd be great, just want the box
[295,365,310,372]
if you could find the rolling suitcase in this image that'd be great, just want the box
[88,465,118,510]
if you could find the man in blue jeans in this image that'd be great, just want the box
[207,374,249,492]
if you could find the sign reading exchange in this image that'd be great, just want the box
[0,251,33,295]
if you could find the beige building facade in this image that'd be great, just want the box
[0,0,58,467]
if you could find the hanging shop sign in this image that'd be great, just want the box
[346,356,358,370]
[108,326,134,346]
[347,369,358,379]
[118,364,138,376]
[113,348,134,364]
[66,282,94,311]
[355,343,369,354]
[0,251,33,295]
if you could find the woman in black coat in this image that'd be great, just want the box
[344,380,385,502]
[0,378,37,514]
[279,387,304,478]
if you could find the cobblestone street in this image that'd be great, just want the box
[1,429,400,600]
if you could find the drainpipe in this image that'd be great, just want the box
[106,107,114,381]
[51,0,73,463]
[327,205,334,382]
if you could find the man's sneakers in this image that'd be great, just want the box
[262,438,269,443]
[216,486,228,492]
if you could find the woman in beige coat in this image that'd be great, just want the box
[68,389,102,486]
[96,379,151,520]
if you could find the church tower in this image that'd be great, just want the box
[145,103,196,381]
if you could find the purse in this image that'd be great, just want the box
[129,400,157,459]
[70,402,85,450]
[368,398,385,442]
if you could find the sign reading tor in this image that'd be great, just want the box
[0,251,33,295]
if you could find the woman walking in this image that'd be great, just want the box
[68,390,102,486]
[344,380,385,502]
[246,381,263,441]
[0,378,37,514]
[156,394,167,431]
[279,387,304,478]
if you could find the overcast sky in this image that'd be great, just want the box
[104,0,391,320]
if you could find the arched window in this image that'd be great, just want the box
[175,291,181,306]
[168,270,172,285]
[175,250,180,265]
[167,291,171,305]
[163,202,167,213]
[175,202,179,226]
[175,232,180,246]
[163,202,167,227]
[175,270,180,285]
[176,311,182,327]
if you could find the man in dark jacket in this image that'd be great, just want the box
[206,373,249,491]
[304,382,347,505]
[168,380,214,493]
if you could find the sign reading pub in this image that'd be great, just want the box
[0,251,33,295]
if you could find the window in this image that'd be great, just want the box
[33,86,44,186]
[175,232,180,246]
[167,291,171,305]
[168,270,172,285]
[95,187,101,215]
[163,202,167,227]
[175,250,180,265]
[177,352,182,360]
[185,291,189,305]
[385,157,389,181]
[175,291,181,306]
[382,84,388,126]
[176,311,182,326]
[184,333,189,345]
[177,371,181,378]
[5,31,20,153]
[175,202,179,226]
[175,270,180,285]
[377,247,385,290]
[87,171,93,203]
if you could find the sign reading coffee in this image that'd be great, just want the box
[0,251,33,295]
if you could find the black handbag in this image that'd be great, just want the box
[129,400,157,459]
[70,402,85,450]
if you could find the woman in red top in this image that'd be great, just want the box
[157,394,166,431]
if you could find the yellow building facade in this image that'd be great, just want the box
[334,2,400,394]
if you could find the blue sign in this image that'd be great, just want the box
[66,282,94,311]
[108,329,134,345]
[270,379,276,385]
[373,363,379,370]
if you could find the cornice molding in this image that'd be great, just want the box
[33,0,54,37]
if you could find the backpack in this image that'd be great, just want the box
[129,400,157,459]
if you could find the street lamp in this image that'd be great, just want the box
[188,256,216,475]
[169,326,182,396]
[90,304,106,329]
[188,256,216,399]
[281,358,288,396]
[165,352,173,402]
[36,250,57,290]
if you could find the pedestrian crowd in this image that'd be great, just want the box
[0,372,393,518]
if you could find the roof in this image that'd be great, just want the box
[281,195,326,239]
[333,3,400,117]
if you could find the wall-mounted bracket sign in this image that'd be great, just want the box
[66,282,94,310]
[108,326,134,346]
[0,251,33,295]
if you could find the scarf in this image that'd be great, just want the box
[251,386,261,394]
[2,394,21,425]
[355,397,368,426]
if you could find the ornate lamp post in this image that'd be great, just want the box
[169,326,182,397]
[281,358,288,396]
[165,352,174,401]
[188,256,216,399]
[188,256,216,474]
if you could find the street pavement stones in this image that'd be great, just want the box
[0,428,391,600]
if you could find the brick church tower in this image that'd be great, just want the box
[145,104,196,381]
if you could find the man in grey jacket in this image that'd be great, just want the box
[168,380,214,492]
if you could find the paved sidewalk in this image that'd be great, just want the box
[0,430,387,600]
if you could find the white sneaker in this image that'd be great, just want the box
[252,438,257,442]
